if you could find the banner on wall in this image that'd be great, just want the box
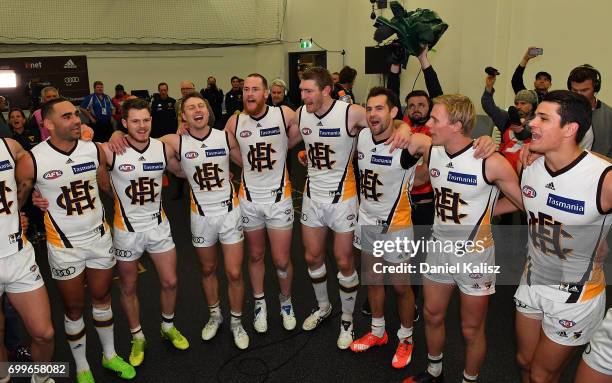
[0,55,89,110]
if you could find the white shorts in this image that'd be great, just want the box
[240,197,294,231]
[191,208,244,247]
[300,196,356,233]
[514,284,606,346]
[0,243,44,296]
[353,219,414,264]
[583,308,612,375]
[112,219,175,261]
[47,231,116,281]
[422,244,496,296]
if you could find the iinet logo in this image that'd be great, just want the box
[64,59,77,69]
[25,61,42,69]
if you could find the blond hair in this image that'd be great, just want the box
[432,94,476,135]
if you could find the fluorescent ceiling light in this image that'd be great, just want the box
[0,70,17,88]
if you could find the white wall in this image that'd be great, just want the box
[0,0,609,111]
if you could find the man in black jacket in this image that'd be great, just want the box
[224,75,243,120]
[150,82,177,138]
[200,76,224,129]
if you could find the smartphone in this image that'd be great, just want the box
[529,48,543,56]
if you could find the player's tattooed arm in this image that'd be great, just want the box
[96,143,113,197]
[284,106,303,149]
[406,133,432,158]
[14,143,36,208]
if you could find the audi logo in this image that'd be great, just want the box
[64,77,80,84]
[52,266,76,277]
[112,248,133,258]
[118,164,135,172]
[184,151,199,159]
[43,170,63,180]
[240,131,252,138]
[192,236,206,244]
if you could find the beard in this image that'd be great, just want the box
[409,115,429,126]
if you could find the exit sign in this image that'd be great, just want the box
[300,39,312,49]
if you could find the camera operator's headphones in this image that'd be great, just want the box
[567,64,602,93]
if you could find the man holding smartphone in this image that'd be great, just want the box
[511,46,552,103]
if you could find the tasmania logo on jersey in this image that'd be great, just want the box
[260,127,280,137]
[72,162,96,174]
[371,155,392,166]
[184,151,199,159]
[546,194,585,215]
[0,160,12,172]
[522,185,537,198]
[447,171,477,186]
[43,170,63,180]
[118,164,135,172]
[319,128,340,137]
[205,148,226,157]
[143,162,164,171]
[240,130,252,138]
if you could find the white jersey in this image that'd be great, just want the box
[109,138,167,232]
[235,106,291,203]
[428,143,499,245]
[31,140,108,248]
[299,100,357,203]
[521,152,611,303]
[356,129,419,227]
[180,129,238,217]
[0,139,27,258]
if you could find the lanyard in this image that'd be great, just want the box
[94,95,108,115]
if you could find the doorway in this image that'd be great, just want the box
[288,51,327,106]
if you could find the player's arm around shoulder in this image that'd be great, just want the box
[95,142,112,197]
[347,103,367,136]
[163,140,185,178]
[407,132,432,159]
[485,153,524,211]
[224,115,243,167]
[10,138,34,208]
[599,167,612,214]
[99,142,114,169]
[284,105,303,149]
